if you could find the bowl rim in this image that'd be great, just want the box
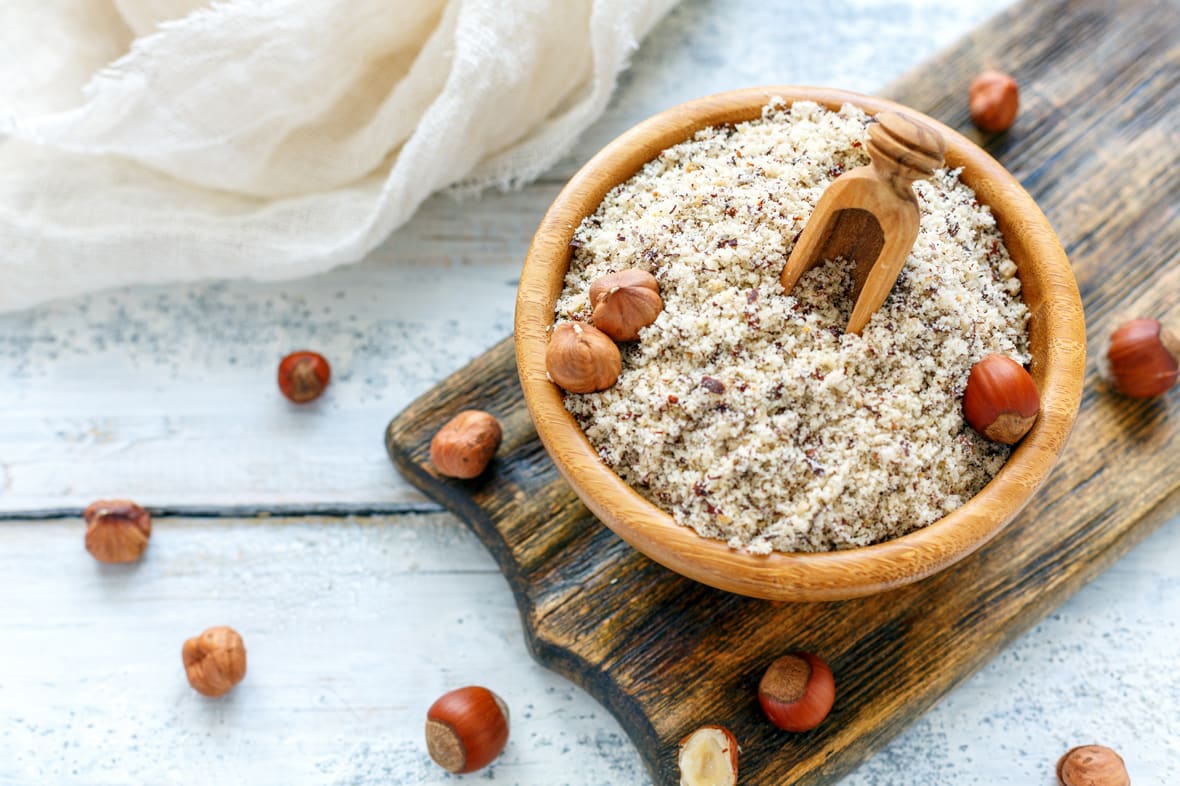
[514,86,1086,601]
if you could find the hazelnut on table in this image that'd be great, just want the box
[425,685,509,774]
[757,652,836,732]
[83,499,151,564]
[182,626,247,697]
[1057,744,1129,786]
[277,350,331,403]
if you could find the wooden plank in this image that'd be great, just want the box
[386,0,1180,783]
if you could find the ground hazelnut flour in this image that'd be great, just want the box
[555,100,1030,553]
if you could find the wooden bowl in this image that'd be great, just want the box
[514,87,1085,602]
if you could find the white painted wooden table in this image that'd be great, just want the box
[2,2,1176,783]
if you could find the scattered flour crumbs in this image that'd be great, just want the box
[555,100,1031,554]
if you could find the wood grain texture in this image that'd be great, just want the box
[514,86,1085,602]
[388,0,1180,783]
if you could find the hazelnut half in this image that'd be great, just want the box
[962,354,1040,444]
[1100,317,1179,398]
[1057,744,1129,786]
[757,652,836,732]
[182,626,247,697]
[83,500,151,564]
[589,268,663,341]
[430,410,502,479]
[545,321,622,393]
[678,725,739,786]
[425,685,509,774]
[278,350,331,403]
[969,70,1019,133]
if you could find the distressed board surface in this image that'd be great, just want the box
[386,1,1180,783]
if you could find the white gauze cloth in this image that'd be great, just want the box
[0,0,677,312]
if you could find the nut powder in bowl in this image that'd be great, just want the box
[516,85,1085,597]
[554,100,1029,554]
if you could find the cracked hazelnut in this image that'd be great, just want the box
[757,652,836,732]
[589,268,663,341]
[1100,317,1179,398]
[430,410,502,479]
[83,500,151,564]
[425,685,509,774]
[278,350,331,403]
[1057,744,1129,786]
[182,626,247,697]
[969,70,1019,132]
[678,725,739,786]
[962,354,1040,444]
[545,321,621,393]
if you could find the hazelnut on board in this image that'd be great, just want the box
[678,725,739,786]
[430,410,503,479]
[757,652,836,732]
[182,626,247,697]
[83,499,151,564]
[589,268,663,341]
[545,321,622,393]
[1056,744,1129,786]
[1099,317,1179,398]
[969,70,1019,133]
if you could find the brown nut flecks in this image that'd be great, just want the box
[1100,317,1179,398]
[430,410,503,479]
[969,70,1019,133]
[589,268,663,341]
[182,626,247,697]
[425,685,510,774]
[757,652,836,732]
[678,725,739,786]
[1057,745,1129,786]
[962,354,1040,444]
[83,500,151,564]
[545,321,622,393]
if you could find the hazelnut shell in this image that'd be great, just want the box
[430,410,503,479]
[589,269,663,341]
[757,652,836,732]
[969,70,1019,133]
[962,354,1040,444]
[182,625,247,697]
[83,500,152,564]
[545,322,622,393]
[678,724,739,786]
[425,685,510,774]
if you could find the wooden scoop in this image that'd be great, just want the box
[779,111,946,335]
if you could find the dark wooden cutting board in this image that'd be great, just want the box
[386,1,1180,782]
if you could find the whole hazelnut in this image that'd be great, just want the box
[182,626,247,697]
[589,268,663,341]
[430,410,503,479]
[1057,744,1129,786]
[757,652,836,732]
[1099,317,1179,398]
[962,354,1040,444]
[969,70,1019,133]
[545,321,622,393]
[278,350,331,403]
[678,724,739,786]
[83,500,151,564]
[425,685,509,774]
